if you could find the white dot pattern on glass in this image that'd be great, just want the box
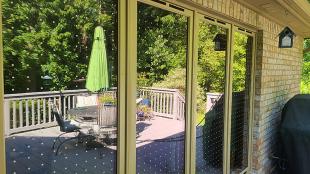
[6,127,117,173]
[5,0,120,173]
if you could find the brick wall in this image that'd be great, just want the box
[252,16,304,173]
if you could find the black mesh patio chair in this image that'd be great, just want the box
[51,104,91,155]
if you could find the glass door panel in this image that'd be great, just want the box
[195,20,228,174]
[136,2,188,173]
[230,31,253,173]
[3,0,119,173]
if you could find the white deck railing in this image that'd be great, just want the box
[4,88,185,136]
[138,87,185,120]
[3,89,89,136]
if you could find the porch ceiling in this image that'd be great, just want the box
[237,0,310,37]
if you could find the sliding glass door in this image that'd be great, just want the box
[195,17,230,174]
[229,28,254,173]
[136,1,192,173]
[194,15,255,174]
[2,0,119,173]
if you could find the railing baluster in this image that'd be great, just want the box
[150,92,154,110]
[182,102,185,120]
[37,99,41,124]
[53,97,57,122]
[43,98,46,123]
[163,93,166,114]
[68,96,71,110]
[73,96,77,108]
[58,96,61,114]
[169,94,172,115]
[156,92,159,113]
[48,98,52,122]
[12,101,16,129]
[63,96,66,119]
[161,93,164,114]
[25,100,29,127]
[19,100,23,127]
[153,92,156,112]
[158,92,161,113]
[32,100,35,125]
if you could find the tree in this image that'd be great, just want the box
[2,0,117,93]
[197,22,226,94]
[301,39,310,93]
[137,3,187,86]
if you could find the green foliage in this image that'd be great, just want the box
[99,93,116,105]
[3,0,253,111]
[301,39,310,94]
[152,68,186,94]
[197,22,226,94]
[232,32,250,92]
[137,3,187,86]
[3,0,117,93]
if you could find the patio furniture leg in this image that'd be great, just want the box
[55,134,94,155]
[55,136,80,155]
[52,132,68,150]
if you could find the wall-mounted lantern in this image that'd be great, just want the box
[213,34,227,51]
[279,27,295,48]
[42,75,52,89]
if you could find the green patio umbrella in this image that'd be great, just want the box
[86,26,109,92]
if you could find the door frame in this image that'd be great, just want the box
[134,1,194,173]
[0,1,6,173]
[228,25,256,174]
[195,13,232,174]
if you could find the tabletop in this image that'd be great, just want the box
[67,105,99,119]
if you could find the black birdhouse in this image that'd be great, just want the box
[213,34,227,51]
[279,27,295,48]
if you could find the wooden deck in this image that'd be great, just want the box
[5,116,183,174]
[6,116,218,174]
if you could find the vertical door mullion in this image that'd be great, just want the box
[185,9,194,174]
[248,32,256,174]
[126,0,137,174]
[224,24,234,174]
[0,2,5,174]
[190,10,199,174]
[118,0,126,173]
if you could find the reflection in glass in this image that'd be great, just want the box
[196,21,228,174]
[3,0,118,173]
[136,2,187,173]
[230,32,253,173]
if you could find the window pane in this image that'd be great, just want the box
[230,32,253,173]
[3,0,118,173]
[196,21,228,174]
[136,2,188,173]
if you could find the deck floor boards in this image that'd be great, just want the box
[6,117,218,174]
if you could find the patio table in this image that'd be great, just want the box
[67,105,117,145]
[67,105,99,122]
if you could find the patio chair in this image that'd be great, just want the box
[51,104,92,155]
[76,94,98,107]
